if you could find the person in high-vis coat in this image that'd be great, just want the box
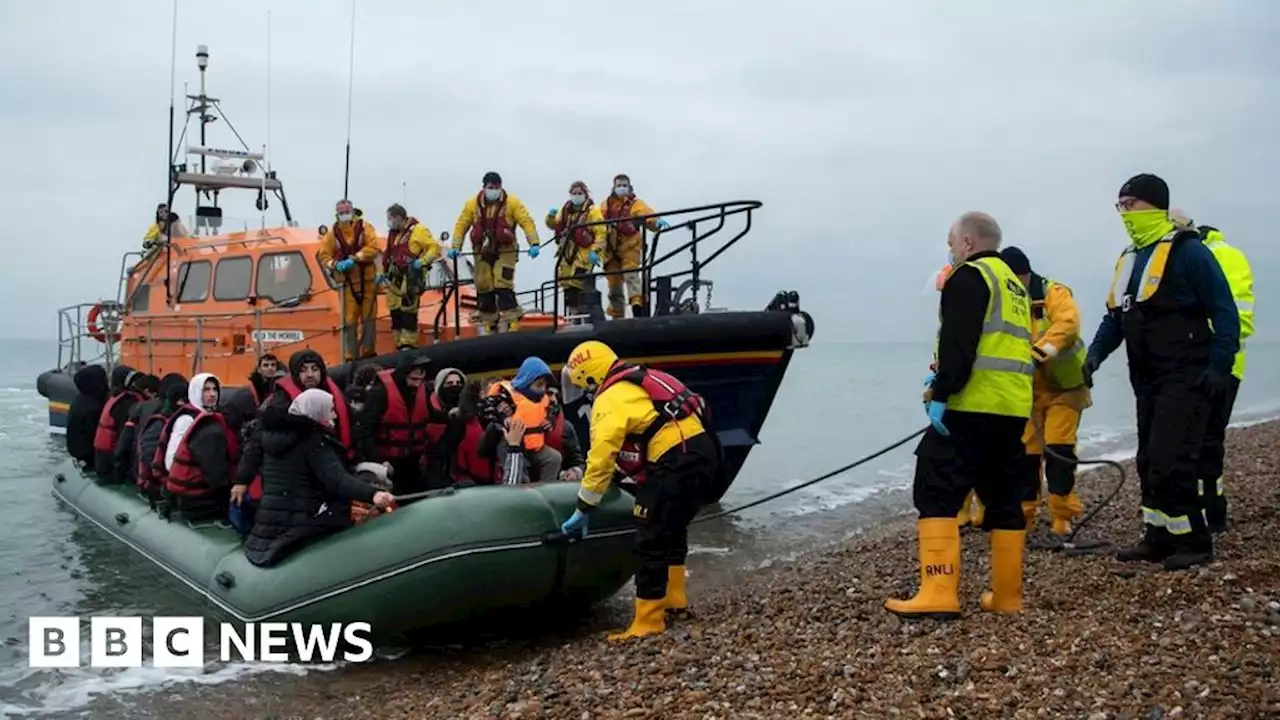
[998,247,1092,539]
[319,198,381,361]
[887,212,1034,621]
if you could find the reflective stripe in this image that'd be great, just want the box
[578,487,604,505]
[1106,230,1179,310]
[1197,476,1225,497]
[973,356,1035,375]
[1141,506,1194,535]
[941,257,1034,418]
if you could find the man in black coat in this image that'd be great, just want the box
[66,365,109,467]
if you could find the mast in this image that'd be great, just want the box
[164,0,179,305]
[343,0,356,198]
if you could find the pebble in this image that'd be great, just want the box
[113,421,1280,720]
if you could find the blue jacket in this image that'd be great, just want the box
[1088,237,1240,375]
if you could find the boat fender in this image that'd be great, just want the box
[215,572,235,589]
[114,512,129,525]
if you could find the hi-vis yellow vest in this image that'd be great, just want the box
[1105,230,1181,311]
[1201,229,1254,381]
[1034,277,1088,392]
[937,257,1034,418]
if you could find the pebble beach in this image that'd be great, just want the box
[84,420,1280,719]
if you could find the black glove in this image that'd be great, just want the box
[1198,368,1233,396]
[1083,355,1101,389]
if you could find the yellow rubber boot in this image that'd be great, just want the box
[1022,500,1039,532]
[665,565,688,613]
[607,598,667,641]
[1048,492,1083,536]
[970,494,986,528]
[980,529,1026,613]
[884,518,962,620]
[957,497,972,528]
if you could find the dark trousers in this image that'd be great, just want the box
[632,432,718,600]
[1196,374,1240,527]
[1132,368,1212,550]
[913,410,1027,531]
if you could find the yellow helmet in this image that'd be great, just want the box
[565,340,618,390]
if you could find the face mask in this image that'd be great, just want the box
[337,212,353,223]
[570,193,586,207]
[438,385,462,407]
[614,185,629,197]
[522,388,545,402]
[1120,209,1174,248]
[484,188,501,202]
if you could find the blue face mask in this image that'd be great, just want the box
[614,185,629,197]
[484,188,501,202]
[570,194,585,207]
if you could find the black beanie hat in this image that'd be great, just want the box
[1000,246,1031,275]
[1118,173,1170,210]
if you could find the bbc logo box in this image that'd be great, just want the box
[29,616,374,667]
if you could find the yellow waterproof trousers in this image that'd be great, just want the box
[472,248,521,330]
[1021,388,1088,527]
[604,233,644,318]
[339,276,378,361]
[386,281,421,350]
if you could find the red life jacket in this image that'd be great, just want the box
[556,202,596,249]
[383,219,422,269]
[248,381,261,407]
[452,419,501,485]
[545,411,565,452]
[275,376,354,458]
[161,411,239,499]
[373,369,431,460]
[425,392,449,446]
[334,220,366,261]
[469,192,516,249]
[93,390,143,454]
[604,196,640,237]
[597,363,706,480]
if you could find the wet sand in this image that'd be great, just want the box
[87,421,1280,719]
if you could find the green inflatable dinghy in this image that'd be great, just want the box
[51,466,637,638]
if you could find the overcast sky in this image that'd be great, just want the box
[1,0,1275,342]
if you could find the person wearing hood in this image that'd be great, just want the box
[66,364,110,467]
[545,181,607,318]
[319,198,381,361]
[92,366,144,480]
[380,203,440,351]
[485,357,563,485]
[1085,175,1239,571]
[421,367,468,489]
[233,349,353,506]
[130,373,187,504]
[245,388,394,567]
[105,373,161,485]
[155,373,238,521]
[353,353,434,494]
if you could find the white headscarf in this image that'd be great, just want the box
[164,372,218,471]
[289,388,334,427]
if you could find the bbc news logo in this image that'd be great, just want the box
[28,617,374,667]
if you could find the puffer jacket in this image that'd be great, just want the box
[244,412,377,568]
[66,365,109,465]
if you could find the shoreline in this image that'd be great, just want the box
[57,420,1280,718]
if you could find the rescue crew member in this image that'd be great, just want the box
[104,373,161,486]
[886,211,1033,620]
[66,365,110,467]
[380,203,440,351]
[600,174,669,319]
[353,353,434,494]
[157,373,238,522]
[319,198,381,361]
[1000,247,1092,539]
[545,181,607,318]
[930,262,985,532]
[1191,220,1254,533]
[447,171,541,333]
[92,366,144,482]
[487,357,562,484]
[244,388,394,567]
[142,202,189,251]
[130,373,187,506]
[560,341,723,640]
[1085,174,1240,571]
[421,367,467,489]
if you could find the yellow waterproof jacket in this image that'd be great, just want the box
[577,380,705,507]
[545,203,607,254]
[1031,281,1081,393]
[385,221,441,266]
[319,218,380,283]
[1203,229,1255,379]
[450,192,540,251]
[601,195,660,241]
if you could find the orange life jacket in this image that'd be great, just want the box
[373,369,431,460]
[161,410,239,499]
[597,363,706,481]
[469,192,517,249]
[487,380,550,452]
[604,195,640,237]
[556,202,596,249]
[452,418,501,485]
[93,390,143,454]
[275,376,354,459]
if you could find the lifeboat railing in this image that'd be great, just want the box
[54,302,119,375]
[437,200,760,332]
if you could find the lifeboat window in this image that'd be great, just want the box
[257,251,313,303]
[176,261,212,303]
[213,256,253,301]
[129,284,150,312]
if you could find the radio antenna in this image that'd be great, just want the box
[342,0,356,198]
[164,0,179,305]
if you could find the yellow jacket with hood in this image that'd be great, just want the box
[545,203,607,255]
[385,220,441,266]
[601,194,660,242]
[319,218,381,283]
[1030,280,1083,395]
[1202,227,1254,380]
[577,380,705,507]
[450,191,541,252]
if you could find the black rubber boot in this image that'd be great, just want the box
[1163,515,1214,571]
[1116,527,1172,563]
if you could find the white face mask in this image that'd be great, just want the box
[614,185,629,197]
[337,212,353,223]
[484,188,501,202]
[570,193,586,206]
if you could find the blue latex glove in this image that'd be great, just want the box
[374,273,386,285]
[411,258,423,270]
[923,372,936,387]
[548,207,559,217]
[655,219,671,231]
[588,250,601,266]
[926,400,950,436]
[334,258,355,272]
[560,508,589,537]
[528,244,540,259]
[446,248,460,261]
